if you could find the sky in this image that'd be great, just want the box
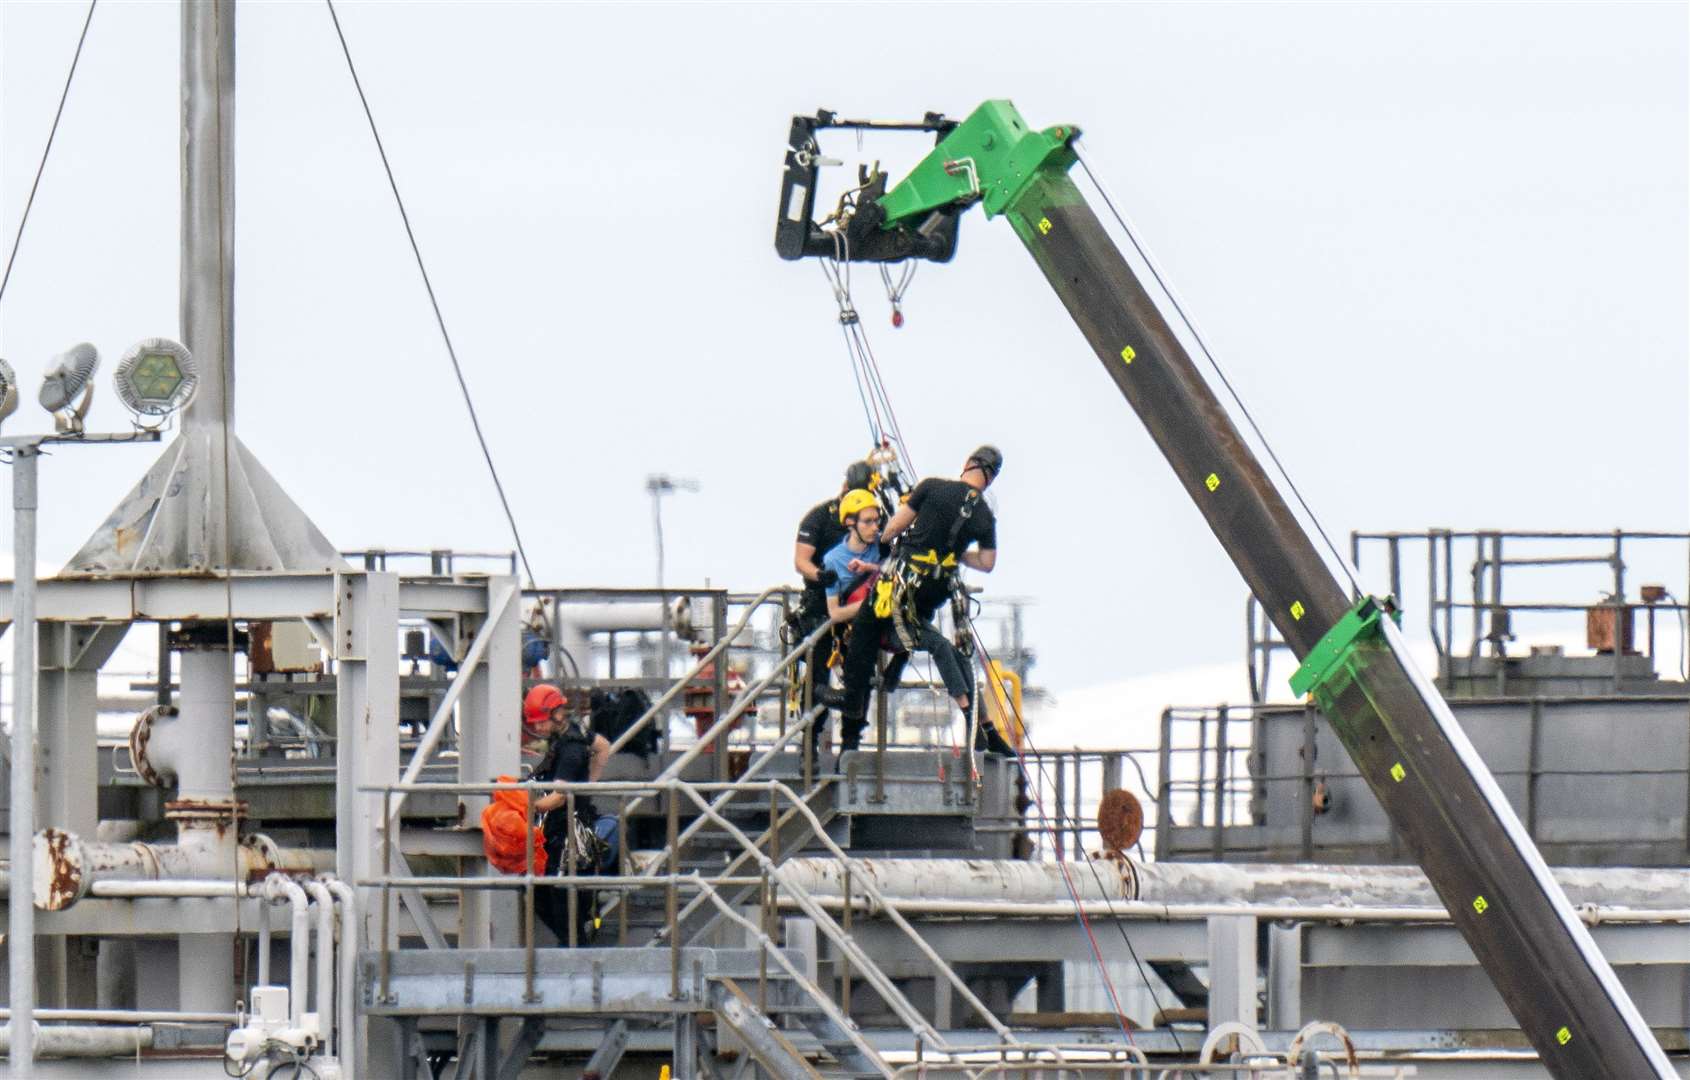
[0,1,1685,703]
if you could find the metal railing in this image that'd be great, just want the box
[359,777,1034,1067]
[1247,529,1690,701]
[1153,697,1690,861]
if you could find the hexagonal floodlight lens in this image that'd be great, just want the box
[115,338,197,420]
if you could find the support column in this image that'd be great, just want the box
[176,643,237,1014]
[455,575,520,949]
[1206,915,1257,1031]
[37,622,129,1008]
[334,572,399,1077]
[1266,923,1303,1031]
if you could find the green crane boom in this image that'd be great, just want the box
[777,99,1673,1080]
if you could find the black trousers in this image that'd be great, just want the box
[839,578,948,750]
[794,606,835,761]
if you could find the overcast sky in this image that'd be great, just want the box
[1,1,1685,696]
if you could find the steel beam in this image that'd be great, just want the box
[454,576,521,950]
[333,571,399,1078]
[998,157,1674,1079]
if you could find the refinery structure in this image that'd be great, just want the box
[0,3,1685,1078]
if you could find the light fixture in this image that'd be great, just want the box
[38,342,99,434]
[114,338,197,426]
[0,359,18,432]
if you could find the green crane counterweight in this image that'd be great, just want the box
[775,99,1675,1079]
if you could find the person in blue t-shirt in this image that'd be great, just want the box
[823,489,886,624]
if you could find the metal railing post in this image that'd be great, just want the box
[523,789,538,1002]
[667,791,680,1000]
[565,791,579,948]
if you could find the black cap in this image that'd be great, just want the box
[844,461,874,490]
[966,445,1003,480]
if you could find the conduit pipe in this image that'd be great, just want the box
[303,879,335,1054]
[263,875,311,1031]
[324,877,358,1080]
[0,1024,153,1058]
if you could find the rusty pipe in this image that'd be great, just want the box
[32,829,329,911]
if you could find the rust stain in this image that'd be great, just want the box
[38,828,82,912]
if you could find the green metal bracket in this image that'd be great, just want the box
[877,100,1080,226]
[1288,595,1398,702]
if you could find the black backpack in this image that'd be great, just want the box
[589,687,660,760]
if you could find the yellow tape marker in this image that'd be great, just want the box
[1038,216,1052,235]
[1556,1026,1572,1046]
[1120,345,1136,365]
[1204,473,1220,493]
[1472,895,1489,915]
[1389,762,1405,783]
[1289,601,1306,621]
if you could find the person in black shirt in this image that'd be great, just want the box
[839,446,1010,755]
[791,459,875,766]
[530,703,616,944]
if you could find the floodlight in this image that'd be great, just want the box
[114,338,197,425]
[38,342,99,434]
[0,359,19,431]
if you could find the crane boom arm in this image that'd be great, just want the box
[834,99,1671,1079]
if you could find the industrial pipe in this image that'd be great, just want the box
[324,877,358,1080]
[0,1024,152,1058]
[263,875,311,1031]
[764,857,1690,913]
[36,830,328,910]
[303,879,335,1054]
[777,895,1690,925]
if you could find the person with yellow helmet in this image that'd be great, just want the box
[822,488,887,625]
[789,459,878,766]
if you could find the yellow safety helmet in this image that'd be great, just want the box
[838,488,878,525]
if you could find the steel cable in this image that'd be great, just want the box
[0,0,98,315]
[324,0,538,588]
[1074,140,1362,597]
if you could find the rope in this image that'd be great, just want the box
[324,0,538,589]
[1074,140,1362,597]
[0,0,98,315]
[818,232,918,479]
[966,616,1183,1051]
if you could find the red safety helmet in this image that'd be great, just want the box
[523,684,566,736]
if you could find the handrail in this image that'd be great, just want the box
[615,621,834,822]
[361,777,1026,1059]
[695,877,893,1076]
[596,703,828,929]
[603,585,791,758]
[672,781,1026,1053]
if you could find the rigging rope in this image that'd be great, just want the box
[819,230,918,479]
[325,0,538,589]
[965,615,1183,1051]
[1073,139,1363,597]
[0,0,98,316]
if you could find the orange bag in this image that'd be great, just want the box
[481,776,548,875]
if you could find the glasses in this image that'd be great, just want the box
[856,514,881,526]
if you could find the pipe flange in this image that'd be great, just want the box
[127,704,177,788]
[164,799,247,826]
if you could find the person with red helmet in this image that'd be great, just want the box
[523,683,615,943]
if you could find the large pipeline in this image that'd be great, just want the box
[762,857,1690,912]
